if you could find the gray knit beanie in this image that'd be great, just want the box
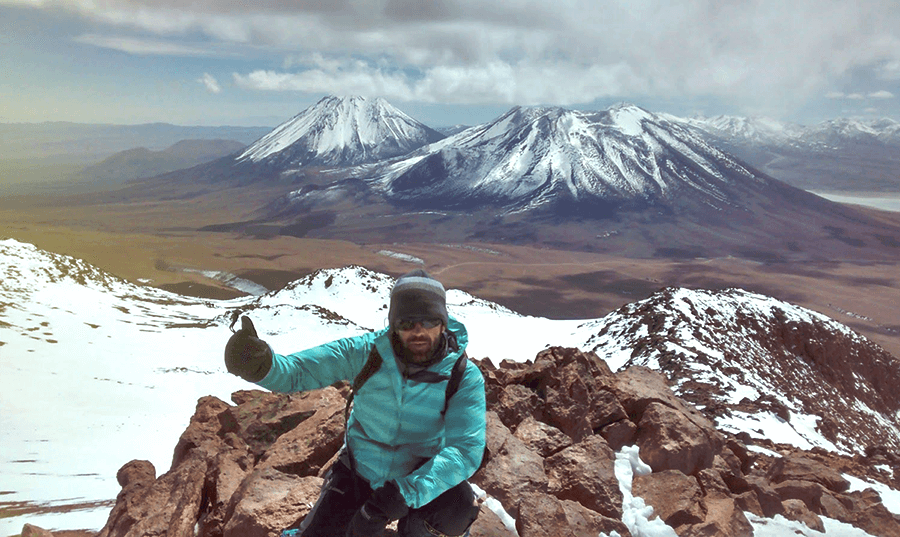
[388,270,448,328]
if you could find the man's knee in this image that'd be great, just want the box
[399,481,480,537]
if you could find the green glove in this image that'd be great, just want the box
[224,316,272,382]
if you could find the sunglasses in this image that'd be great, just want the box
[395,319,443,331]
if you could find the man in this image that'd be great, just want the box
[224,270,486,537]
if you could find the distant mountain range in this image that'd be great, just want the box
[76,139,248,185]
[0,122,271,160]
[72,96,900,260]
[677,115,900,193]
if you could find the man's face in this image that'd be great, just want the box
[397,320,444,363]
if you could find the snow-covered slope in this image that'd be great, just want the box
[236,95,444,168]
[3,239,899,534]
[578,287,900,454]
[367,103,762,213]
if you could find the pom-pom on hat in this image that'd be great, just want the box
[388,269,448,329]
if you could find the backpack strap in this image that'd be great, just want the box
[344,345,383,423]
[441,352,469,416]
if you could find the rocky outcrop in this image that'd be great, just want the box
[34,346,900,537]
[589,287,900,453]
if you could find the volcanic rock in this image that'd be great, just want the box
[81,348,900,537]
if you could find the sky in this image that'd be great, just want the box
[1,0,900,129]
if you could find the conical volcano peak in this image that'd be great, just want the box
[237,95,444,167]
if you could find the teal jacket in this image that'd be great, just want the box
[257,317,486,509]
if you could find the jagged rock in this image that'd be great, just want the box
[218,388,344,461]
[632,470,705,529]
[99,455,207,537]
[781,499,824,532]
[532,347,626,442]
[515,493,631,537]
[545,435,621,519]
[732,490,763,517]
[172,395,232,467]
[89,347,900,537]
[766,454,850,493]
[495,384,544,430]
[221,468,323,537]
[635,401,720,475]
[513,416,573,457]
[681,496,752,537]
[599,419,637,451]
[744,475,784,518]
[772,479,826,512]
[833,489,900,537]
[473,412,549,518]
[468,503,518,537]
[21,524,53,537]
[255,387,346,476]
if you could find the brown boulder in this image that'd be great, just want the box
[496,384,544,430]
[600,419,637,452]
[468,503,519,537]
[632,469,705,529]
[533,348,626,442]
[772,479,825,512]
[745,475,784,518]
[473,412,548,516]
[732,491,763,517]
[218,388,342,460]
[222,467,322,537]
[513,416,573,458]
[781,499,824,532]
[837,489,900,537]
[545,435,622,519]
[515,493,631,537]
[256,387,346,476]
[172,395,232,468]
[99,455,208,537]
[766,455,850,493]
[635,402,721,475]
[681,497,752,537]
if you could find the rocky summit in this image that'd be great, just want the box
[40,347,900,537]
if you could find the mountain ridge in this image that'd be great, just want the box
[4,239,900,535]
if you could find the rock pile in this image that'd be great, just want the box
[30,347,900,536]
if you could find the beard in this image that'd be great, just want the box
[392,331,446,366]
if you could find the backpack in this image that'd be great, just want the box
[343,346,469,423]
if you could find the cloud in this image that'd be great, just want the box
[198,73,222,93]
[869,90,895,99]
[12,0,900,113]
[74,34,213,56]
[825,90,894,101]
[877,60,900,80]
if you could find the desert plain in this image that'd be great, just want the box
[2,184,899,364]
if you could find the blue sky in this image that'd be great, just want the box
[2,0,899,128]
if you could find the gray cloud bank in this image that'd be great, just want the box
[6,0,900,116]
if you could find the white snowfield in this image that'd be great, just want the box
[0,238,896,536]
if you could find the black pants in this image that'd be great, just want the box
[297,456,479,537]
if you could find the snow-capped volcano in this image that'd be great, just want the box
[369,103,763,213]
[236,95,445,168]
